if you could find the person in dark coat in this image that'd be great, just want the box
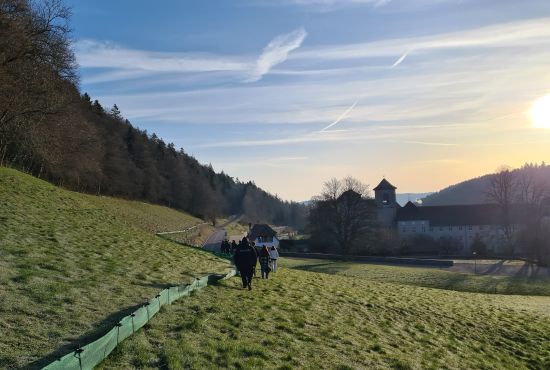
[231,240,238,254]
[234,238,256,290]
[259,246,271,279]
[251,241,258,277]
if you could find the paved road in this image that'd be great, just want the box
[201,215,243,252]
[202,228,226,252]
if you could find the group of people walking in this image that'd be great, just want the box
[224,237,279,290]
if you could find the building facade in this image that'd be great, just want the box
[373,179,512,254]
[248,224,280,249]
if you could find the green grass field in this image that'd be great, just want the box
[0,167,230,369]
[284,259,550,296]
[99,261,550,369]
[3,166,550,370]
[224,222,248,239]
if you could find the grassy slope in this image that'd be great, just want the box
[224,222,248,239]
[99,263,550,370]
[0,167,231,369]
[284,259,550,296]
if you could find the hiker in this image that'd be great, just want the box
[231,240,237,254]
[269,245,279,272]
[234,238,256,290]
[251,241,258,277]
[221,240,227,253]
[259,246,271,279]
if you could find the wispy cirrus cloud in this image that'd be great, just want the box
[320,100,359,131]
[391,52,408,67]
[246,27,308,82]
[75,39,249,73]
[291,17,550,62]
[77,28,308,84]
[287,0,391,7]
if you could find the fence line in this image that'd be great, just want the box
[155,222,208,235]
[42,267,236,370]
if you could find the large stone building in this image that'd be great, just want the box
[373,178,514,254]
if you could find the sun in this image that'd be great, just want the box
[530,94,550,129]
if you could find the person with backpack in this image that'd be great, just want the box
[259,246,271,279]
[268,245,279,272]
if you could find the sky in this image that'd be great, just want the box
[68,0,550,201]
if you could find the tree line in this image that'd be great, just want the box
[0,0,306,229]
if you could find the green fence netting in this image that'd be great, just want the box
[42,269,236,370]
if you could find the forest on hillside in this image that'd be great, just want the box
[0,0,306,229]
[422,163,550,206]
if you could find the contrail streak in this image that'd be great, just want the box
[391,52,408,67]
[321,100,358,131]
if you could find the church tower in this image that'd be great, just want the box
[374,178,398,228]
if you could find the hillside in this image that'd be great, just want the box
[396,193,432,206]
[422,164,550,206]
[1,1,306,230]
[0,167,231,369]
[99,259,550,369]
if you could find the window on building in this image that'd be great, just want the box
[382,193,389,204]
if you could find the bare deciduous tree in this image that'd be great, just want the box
[0,0,76,164]
[515,168,550,263]
[309,177,376,255]
[485,166,517,255]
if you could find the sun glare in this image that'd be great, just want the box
[530,94,550,129]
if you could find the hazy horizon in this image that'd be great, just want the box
[70,0,550,201]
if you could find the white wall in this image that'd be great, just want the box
[253,236,280,249]
[397,220,508,253]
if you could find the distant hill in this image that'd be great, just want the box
[396,193,433,206]
[421,163,550,206]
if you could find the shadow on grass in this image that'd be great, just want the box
[27,302,144,370]
[514,262,550,279]
[479,259,506,275]
[292,262,360,277]
[135,281,180,290]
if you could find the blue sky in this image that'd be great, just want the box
[68,0,550,201]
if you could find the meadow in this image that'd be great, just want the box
[99,262,550,369]
[0,167,231,369]
[284,259,550,296]
[3,166,550,370]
